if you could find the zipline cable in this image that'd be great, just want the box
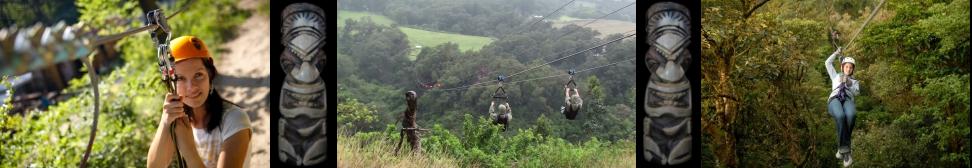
[507,33,634,78]
[535,29,635,64]
[482,57,634,89]
[516,0,578,35]
[481,29,634,84]
[843,0,885,51]
[433,57,634,93]
[430,33,634,92]
[549,2,635,42]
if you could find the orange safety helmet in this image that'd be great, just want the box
[170,36,211,62]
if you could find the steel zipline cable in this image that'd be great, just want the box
[429,32,635,92]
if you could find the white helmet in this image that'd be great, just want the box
[842,57,856,65]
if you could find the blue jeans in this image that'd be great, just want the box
[828,98,856,153]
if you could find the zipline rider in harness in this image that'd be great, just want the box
[825,47,860,167]
[489,75,512,131]
[561,69,583,120]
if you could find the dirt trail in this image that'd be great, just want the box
[212,0,270,167]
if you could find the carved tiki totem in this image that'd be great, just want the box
[278,3,328,166]
[395,91,422,155]
[644,2,692,165]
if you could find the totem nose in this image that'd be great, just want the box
[658,61,684,82]
[292,61,320,83]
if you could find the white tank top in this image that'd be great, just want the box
[191,103,251,168]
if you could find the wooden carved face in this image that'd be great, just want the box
[644,2,692,165]
[278,3,327,166]
[280,2,327,114]
[406,91,417,103]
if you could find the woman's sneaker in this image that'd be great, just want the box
[842,153,853,167]
[835,151,842,159]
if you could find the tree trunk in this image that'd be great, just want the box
[712,55,739,167]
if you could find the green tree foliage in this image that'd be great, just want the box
[338,18,413,86]
[903,74,970,165]
[340,0,539,37]
[0,0,79,27]
[338,98,379,132]
[336,1,636,166]
[337,75,404,131]
[339,0,634,37]
[534,113,555,137]
[337,1,635,144]
[0,76,14,113]
[413,43,461,83]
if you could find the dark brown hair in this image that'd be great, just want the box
[200,57,234,133]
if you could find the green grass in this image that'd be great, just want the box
[338,10,494,60]
[399,27,494,52]
[338,129,462,168]
[337,118,636,168]
[556,15,584,22]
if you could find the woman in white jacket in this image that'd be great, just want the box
[825,48,860,167]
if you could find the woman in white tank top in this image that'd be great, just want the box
[147,36,252,168]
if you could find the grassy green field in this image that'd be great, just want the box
[398,27,494,52]
[338,10,494,60]
[338,130,462,168]
[337,125,635,168]
[556,15,584,22]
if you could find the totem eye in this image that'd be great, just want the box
[645,52,663,69]
[281,53,296,71]
[282,61,294,71]
[646,59,658,68]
